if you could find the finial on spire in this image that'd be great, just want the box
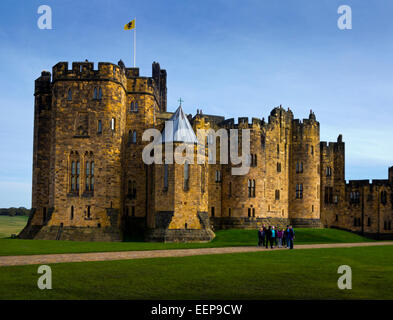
[178,97,184,107]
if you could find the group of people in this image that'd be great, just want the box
[257,225,295,249]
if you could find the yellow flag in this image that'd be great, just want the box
[124,19,135,30]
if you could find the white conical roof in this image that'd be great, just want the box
[159,106,198,144]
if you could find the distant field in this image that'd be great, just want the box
[0,216,28,239]
[0,227,374,256]
[1,245,392,299]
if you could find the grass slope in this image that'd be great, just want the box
[0,228,374,256]
[0,245,392,300]
[0,216,28,238]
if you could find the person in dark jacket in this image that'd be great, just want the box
[262,225,266,246]
[287,225,295,249]
[265,226,272,249]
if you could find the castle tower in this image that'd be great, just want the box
[147,106,215,241]
[289,110,321,225]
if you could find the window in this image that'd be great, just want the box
[277,162,281,173]
[248,179,256,198]
[250,154,257,167]
[275,189,280,200]
[93,87,98,100]
[326,166,332,177]
[111,118,116,131]
[248,208,251,217]
[184,161,190,191]
[86,205,91,219]
[381,191,387,205]
[277,144,280,154]
[228,208,231,217]
[132,206,135,217]
[296,184,303,199]
[67,89,72,101]
[335,214,338,222]
[163,164,168,191]
[70,206,74,220]
[350,191,360,204]
[97,120,102,134]
[311,146,314,155]
[133,131,137,143]
[127,180,136,199]
[211,207,215,217]
[85,161,94,192]
[367,217,371,227]
[130,101,138,112]
[296,162,303,173]
[215,170,221,183]
[252,208,255,217]
[98,87,102,100]
[354,217,361,227]
[70,158,80,192]
[325,187,333,204]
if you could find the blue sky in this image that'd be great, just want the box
[0,0,392,207]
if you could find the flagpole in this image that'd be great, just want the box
[133,18,136,67]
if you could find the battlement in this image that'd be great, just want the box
[34,71,51,95]
[52,61,127,87]
[320,135,344,154]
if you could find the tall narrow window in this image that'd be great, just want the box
[70,206,74,220]
[97,120,102,134]
[184,161,190,191]
[76,161,80,191]
[67,89,72,101]
[85,161,90,191]
[111,118,116,131]
[277,144,280,154]
[252,208,255,217]
[164,164,168,191]
[134,102,138,112]
[71,161,76,191]
[91,162,94,191]
[248,179,252,198]
[248,208,251,217]
[98,87,102,100]
[87,205,91,219]
[311,146,314,155]
[251,180,256,197]
[130,102,134,112]
[132,131,137,143]
[211,207,215,217]
[275,189,280,200]
[215,170,221,182]
[277,162,281,172]
[296,184,303,199]
[93,87,97,100]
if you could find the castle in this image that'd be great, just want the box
[19,61,393,241]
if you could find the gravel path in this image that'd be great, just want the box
[1,241,392,267]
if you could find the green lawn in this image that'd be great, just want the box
[0,216,28,238]
[0,228,374,256]
[0,245,392,299]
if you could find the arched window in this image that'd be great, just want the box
[76,161,80,191]
[164,164,168,191]
[67,89,72,101]
[184,161,190,191]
